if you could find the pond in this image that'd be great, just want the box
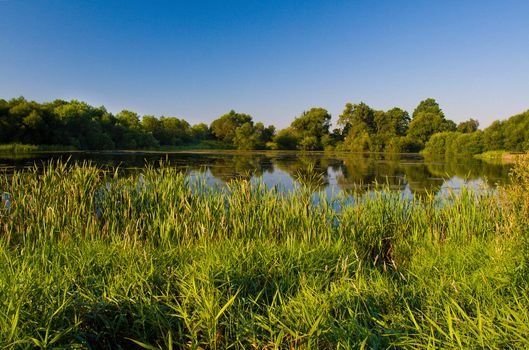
[0,150,511,197]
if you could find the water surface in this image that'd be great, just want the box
[0,150,511,197]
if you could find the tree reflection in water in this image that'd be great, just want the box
[0,151,512,197]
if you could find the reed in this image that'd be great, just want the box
[0,160,527,349]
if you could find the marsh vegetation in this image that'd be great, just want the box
[0,157,528,349]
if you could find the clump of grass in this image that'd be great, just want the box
[0,160,528,348]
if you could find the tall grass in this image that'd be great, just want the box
[0,160,528,349]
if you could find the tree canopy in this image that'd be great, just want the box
[407,98,456,145]
[1,96,527,154]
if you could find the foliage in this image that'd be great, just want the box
[337,103,375,151]
[1,96,528,154]
[457,118,479,133]
[270,128,299,150]
[0,97,209,149]
[423,131,484,157]
[0,162,528,348]
[210,111,274,150]
[191,123,210,141]
[499,110,529,152]
[210,110,253,145]
[336,104,414,153]
[425,109,529,156]
[272,108,332,150]
[407,98,456,145]
[233,122,268,150]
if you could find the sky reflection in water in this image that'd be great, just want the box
[0,151,511,199]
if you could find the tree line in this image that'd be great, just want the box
[422,110,529,156]
[0,96,527,154]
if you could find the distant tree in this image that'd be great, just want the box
[338,102,375,137]
[116,110,142,130]
[191,123,210,141]
[280,108,331,150]
[501,110,529,152]
[233,123,254,150]
[457,118,479,133]
[368,108,410,152]
[385,136,423,153]
[412,98,444,118]
[2,96,527,154]
[54,101,109,149]
[424,131,484,156]
[0,99,9,143]
[210,110,252,145]
[157,117,193,145]
[422,132,453,155]
[452,131,484,156]
[297,135,318,151]
[408,98,456,146]
[142,115,161,135]
[384,107,410,136]
[232,122,274,150]
[21,110,46,144]
[482,120,504,151]
[261,124,276,144]
[271,128,299,150]
[291,108,331,145]
[338,102,376,151]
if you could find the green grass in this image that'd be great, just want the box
[0,144,41,152]
[475,151,528,166]
[0,141,227,154]
[0,144,78,153]
[0,160,528,349]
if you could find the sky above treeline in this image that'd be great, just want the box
[1,0,528,128]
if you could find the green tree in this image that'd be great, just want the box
[501,111,529,152]
[298,135,320,151]
[234,123,258,150]
[21,110,46,144]
[142,115,161,135]
[338,103,375,151]
[384,107,410,136]
[482,120,504,151]
[116,110,142,130]
[457,118,479,133]
[191,123,210,141]
[338,102,375,137]
[54,101,110,149]
[290,108,331,143]
[424,131,485,156]
[158,117,193,145]
[422,132,453,155]
[451,131,484,156]
[271,128,299,150]
[210,110,252,145]
[233,122,274,150]
[408,98,456,146]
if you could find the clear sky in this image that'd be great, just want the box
[1,0,528,128]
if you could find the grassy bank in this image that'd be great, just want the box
[0,141,227,154]
[0,144,78,153]
[474,150,529,164]
[0,160,528,349]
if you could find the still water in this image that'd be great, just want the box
[0,151,511,197]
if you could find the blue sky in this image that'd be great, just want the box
[1,0,528,128]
